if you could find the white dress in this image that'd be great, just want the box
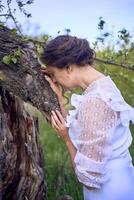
[65,75,134,200]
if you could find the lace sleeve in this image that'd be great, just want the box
[74,96,118,189]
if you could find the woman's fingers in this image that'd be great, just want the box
[51,111,62,126]
[51,115,61,138]
[50,110,69,141]
[43,76,62,97]
[44,75,51,81]
[41,71,54,85]
[44,75,54,86]
[51,115,59,130]
[40,67,48,71]
[41,68,50,74]
[41,68,52,78]
[41,68,62,97]
[55,110,65,124]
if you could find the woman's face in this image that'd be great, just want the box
[45,66,75,90]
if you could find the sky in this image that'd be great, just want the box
[5,0,134,43]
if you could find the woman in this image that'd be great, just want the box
[40,35,134,200]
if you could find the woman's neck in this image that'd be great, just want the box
[76,65,105,90]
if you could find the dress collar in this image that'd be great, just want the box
[82,75,110,95]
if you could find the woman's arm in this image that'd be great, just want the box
[51,110,76,169]
[65,138,77,170]
[51,110,95,190]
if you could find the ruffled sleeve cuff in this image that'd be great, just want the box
[74,151,109,189]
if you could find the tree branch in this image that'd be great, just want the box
[95,57,134,71]
[0,12,22,35]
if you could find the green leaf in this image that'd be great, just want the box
[36,45,43,54]
[2,56,11,65]
[11,28,17,35]
[14,49,21,57]
[11,57,17,64]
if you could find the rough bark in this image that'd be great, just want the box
[0,88,46,199]
[0,26,61,120]
[0,26,60,199]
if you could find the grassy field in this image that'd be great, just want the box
[38,115,83,200]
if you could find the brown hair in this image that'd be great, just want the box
[40,35,94,68]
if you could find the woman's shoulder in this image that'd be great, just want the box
[69,75,122,112]
[80,76,134,127]
[82,75,120,96]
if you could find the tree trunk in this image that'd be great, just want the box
[0,87,46,199]
[0,26,60,199]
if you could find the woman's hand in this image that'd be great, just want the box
[51,110,70,143]
[41,67,68,118]
[41,68,63,99]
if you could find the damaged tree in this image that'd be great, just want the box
[0,25,61,199]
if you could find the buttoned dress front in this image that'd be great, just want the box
[65,76,134,200]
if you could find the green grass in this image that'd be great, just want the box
[38,114,83,200]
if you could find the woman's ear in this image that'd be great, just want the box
[66,65,73,74]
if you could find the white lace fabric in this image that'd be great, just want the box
[78,97,118,160]
[74,96,118,188]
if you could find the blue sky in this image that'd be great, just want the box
[7,0,134,42]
